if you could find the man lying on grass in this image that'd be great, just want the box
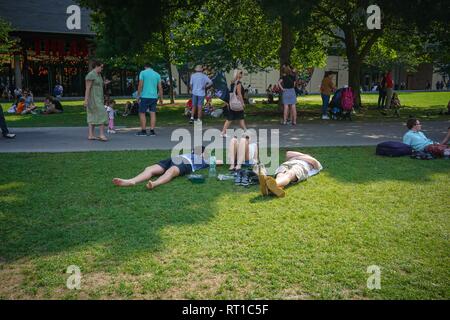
[258,151,323,198]
[113,146,223,190]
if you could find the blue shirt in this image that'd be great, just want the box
[190,72,212,97]
[403,130,434,151]
[139,68,161,99]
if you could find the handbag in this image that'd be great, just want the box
[229,81,244,111]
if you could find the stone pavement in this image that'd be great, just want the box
[1,120,449,153]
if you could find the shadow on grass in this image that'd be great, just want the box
[0,150,230,265]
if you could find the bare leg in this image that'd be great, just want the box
[235,137,249,170]
[146,166,180,190]
[283,104,289,123]
[88,124,95,139]
[99,124,107,140]
[239,119,247,131]
[139,112,147,131]
[222,120,232,135]
[113,164,165,187]
[290,104,297,124]
[275,172,295,188]
[197,105,202,120]
[150,111,156,130]
[441,128,450,145]
[228,137,238,170]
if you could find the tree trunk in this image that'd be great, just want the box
[347,55,362,109]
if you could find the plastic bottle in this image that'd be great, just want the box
[209,155,217,178]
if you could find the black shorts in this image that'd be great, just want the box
[223,107,245,121]
[157,158,193,176]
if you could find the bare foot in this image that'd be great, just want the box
[146,180,154,190]
[229,165,235,171]
[112,178,135,187]
[235,165,242,171]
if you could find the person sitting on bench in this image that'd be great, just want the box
[258,151,323,198]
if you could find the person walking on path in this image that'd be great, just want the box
[84,61,109,142]
[0,104,16,139]
[189,65,212,124]
[278,65,298,125]
[377,74,387,109]
[384,71,394,109]
[320,71,335,120]
[221,69,247,137]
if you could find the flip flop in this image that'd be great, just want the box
[265,177,285,198]
[88,137,98,141]
[98,136,108,142]
[258,173,269,196]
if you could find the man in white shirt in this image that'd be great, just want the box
[258,151,323,198]
[189,65,212,123]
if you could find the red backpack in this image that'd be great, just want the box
[341,87,354,111]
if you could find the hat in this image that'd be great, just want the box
[194,65,203,72]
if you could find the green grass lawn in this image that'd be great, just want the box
[2,92,449,128]
[0,147,449,299]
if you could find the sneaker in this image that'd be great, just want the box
[149,129,156,136]
[107,129,116,134]
[135,131,147,136]
[220,133,229,138]
[321,115,330,120]
[189,118,194,124]
[3,133,16,139]
[234,171,242,185]
[241,172,249,187]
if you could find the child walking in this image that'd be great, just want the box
[105,100,116,134]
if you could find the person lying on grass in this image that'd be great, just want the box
[258,151,323,198]
[113,146,223,190]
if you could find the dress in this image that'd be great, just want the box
[85,70,107,125]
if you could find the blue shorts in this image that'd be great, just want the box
[139,98,157,113]
[192,95,205,108]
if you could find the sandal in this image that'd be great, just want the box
[98,136,108,142]
[88,136,98,141]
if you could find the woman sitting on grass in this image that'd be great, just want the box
[42,95,63,114]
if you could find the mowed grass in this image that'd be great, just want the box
[0,147,449,299]
[2,91,450,128]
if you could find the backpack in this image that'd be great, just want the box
[376,141,412,157]
[341,87,354,111]
[229,81,244,112]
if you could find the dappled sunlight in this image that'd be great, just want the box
[0,182,26,191]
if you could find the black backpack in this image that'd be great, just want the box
[376,141,412,157]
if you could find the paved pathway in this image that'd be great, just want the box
[1,121,449,153]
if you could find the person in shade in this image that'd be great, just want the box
[0,104,15,139]
[258,151,323,198]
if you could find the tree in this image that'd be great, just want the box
[0,18,18,65]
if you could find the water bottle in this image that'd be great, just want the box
[209,155,217,178]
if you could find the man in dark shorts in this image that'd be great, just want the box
[113,147,223,190]
[0,104,16,139]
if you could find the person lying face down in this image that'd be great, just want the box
[258,151,323,198]
[112,146,223,190]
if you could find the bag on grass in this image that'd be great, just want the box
[376,141,412,157]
